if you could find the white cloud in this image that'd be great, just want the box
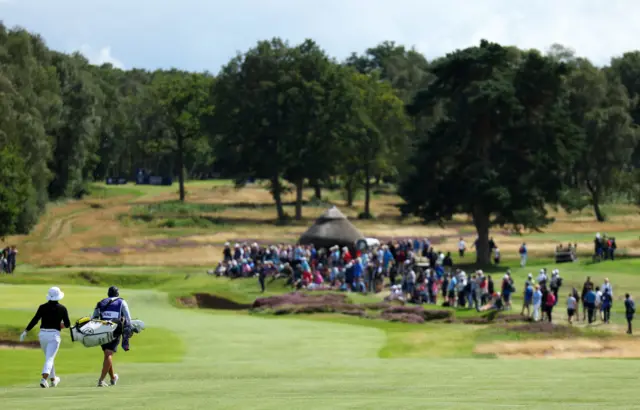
[77,45,124,69]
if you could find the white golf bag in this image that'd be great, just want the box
[71,317,118,348]
[71,317,145,348]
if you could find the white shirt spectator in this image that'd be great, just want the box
[537,272,547,284]
[458,240,466,250]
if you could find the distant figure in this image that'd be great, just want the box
[519,243,528,267]
[521,280,533,317]
[532,285,542,322]
[567,293,577,325]
[458,238,466,258]
[545,290,556,322]
[581,276,594,322]
[493,248,501,265]
[625,294,635,334]
[601,289,612,324]
[537,269,547,288]
[585,287,597,324]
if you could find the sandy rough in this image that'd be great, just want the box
[474,338,640,359]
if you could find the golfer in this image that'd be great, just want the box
[20,286,70,388]
[92,286,131,387]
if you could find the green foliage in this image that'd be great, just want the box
[0,146,36,236]
[2,21,640,239]
[400,40,580,264]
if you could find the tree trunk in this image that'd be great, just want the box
[177,132,185,202]
[295,178,303,221]
[311,179,322,200]
[587,180,606,222]
[472,204,491,266]
[345,179,355,207]
[272,175,286,221]
[363,165,372,218]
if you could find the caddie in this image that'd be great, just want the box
[92,286,131,387]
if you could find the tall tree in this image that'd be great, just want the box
[213,38,297,221]
[284,40,351,219]
[400,40,580,265]
[48,52,102,198]
[151,70,214,201]
[0,145,35,237]
[608,51,640,168]
[563,58,639,221]
[340,71,411,218]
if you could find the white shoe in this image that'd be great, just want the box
[40,378,49,388]
[110,374,118,386]
[97,380,109,387]
[51,377,60,387]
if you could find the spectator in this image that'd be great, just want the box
[537,269,547,288]
[443,252,453,273]
[501,273,513,310]
[571,287,580,322]
[493,247,501,265]
[601,289,612,324]
[581,276,594,322]
[519,243,527,267]
[625,294,635,335]
[567,293,577,325]
[595,286,603,322]
[406,266,417,298]
[223,243,232,261]
[441,274,449,300]
[258,263,267,293]
[585,287,597,324]
[545,290,556,322]
[609,238,617,260]
[550,270,562,306]
[458,238,466,258]
[447,273,457,306]
[522,280,533,317]
[602,278,613,298]
[532,285,542,322]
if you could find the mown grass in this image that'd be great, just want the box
[0,285,185,387]
[2,264,640,409]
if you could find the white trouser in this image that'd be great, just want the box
[533,303,541,321]
[39,330,61,377]
[520,255,527,267]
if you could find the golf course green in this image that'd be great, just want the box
[1,260,640,409]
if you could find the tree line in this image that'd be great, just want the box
[1,23,640,264]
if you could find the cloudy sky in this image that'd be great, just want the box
[1,0,639,72]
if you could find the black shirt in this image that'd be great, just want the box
[26,301,71,331]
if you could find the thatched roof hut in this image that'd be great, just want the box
[298,206,365,250]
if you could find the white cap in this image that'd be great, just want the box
[46,287,65,301]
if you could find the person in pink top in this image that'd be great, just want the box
[313,271,324,285]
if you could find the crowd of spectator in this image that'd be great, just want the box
[594,233,617,261]
[212,239,454,293]
[0,246,17,274]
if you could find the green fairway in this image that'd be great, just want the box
[2,262,640,409]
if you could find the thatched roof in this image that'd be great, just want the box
[298,206,365,249]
